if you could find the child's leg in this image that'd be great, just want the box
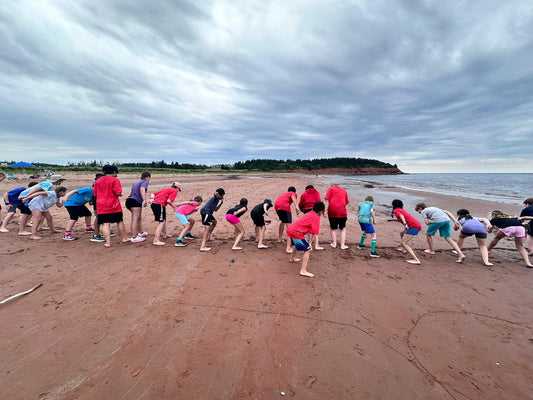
[0,211,15,231]
[370,233,377,253]
[425,234,435,253]
[314,234,324,250]
[299,251,314,277]
[475,237,493,266]
[65,218,77,234]
[277,222,285,242]
[255,225,260,242]
[117,221,128,242]
[359,232,366,247]
[288,241,298,262]
[207,219,217,241]
[84,215,92,229]
[161,220,167,238]
[200,225,211,251]
[526,233,533,255]
[340,227,348,249]
[258,226,268,248]
[44,211,56,233]
[285,236,292,253]
[487,232,504,251]
[514,237,533,267]
[232,223,244,249]
[457,233,466,250]
[18,213,32,235]
[178,223,189,241]
[101,222,111,247]
[131,207,141,236]
[444,237,465,262]
[154,221,166,245]
[330,229,337,248]
[401,234,420,264]
[30,210,43,239]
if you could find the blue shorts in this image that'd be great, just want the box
[426,221,451,237]
[359,222,375,234]
[405,228,420,236]
[175,213,191,225]
[290,238,311,252]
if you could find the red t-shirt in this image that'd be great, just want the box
[325,186,349,218]
[393,208,422,230]
[274,192,298,212]
[94,175,123,214]
[287,211,321,240]
[153,187,178,206]
[298,188,321,211]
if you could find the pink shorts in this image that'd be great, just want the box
[226,214,240,225]
[499,226,526,238]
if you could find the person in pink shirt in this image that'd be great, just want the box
[150,182,188,246]
[324,184,349,249]
[174,195,203,247]
[391,199,422,264]
[274,186,300,253]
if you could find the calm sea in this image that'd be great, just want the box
[343,173,532,205]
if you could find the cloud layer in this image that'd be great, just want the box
[1,0,532,172]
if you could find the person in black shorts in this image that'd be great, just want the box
[250,198,273,249]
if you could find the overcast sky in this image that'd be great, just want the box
[1,1,532,172]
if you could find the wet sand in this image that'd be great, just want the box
[1,172,532,399]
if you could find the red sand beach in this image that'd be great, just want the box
[0,172,532,399]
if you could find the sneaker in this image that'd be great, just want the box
[131,236,146,244]
[63,234,78,241]
[85,226,95,232]
[184,233,195,240]
[357,245,365,249]
[139,231,148,238]
[174,240,187,247]
[110,231,117,237]
[370,251,381,258]
[90,234,105,242]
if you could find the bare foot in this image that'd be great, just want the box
[299,271,314,278]
[484,262,494,266]
[153,241,166,246]
[456,255,466,263]
[424,249,435,254]
[18,231,32,236]
[40,226,50,231]
[0,228,9,233]
[340,245,349,250]
[276,239,283,243]
[289,258,301,263]
[258,244,268,249]
[49,230,59,234]
[315,246,325,251]
[396,247,407,253]
[104,243,111,248]
[121,239,129,243]
[406,260,421,264]
[285,249,292,254]
[451,250,458,254]
[232,247,242,250]
[200,247,211,252]
[29,235,42,240]
[330,243,337,248]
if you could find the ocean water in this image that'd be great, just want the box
[343,173,532,205]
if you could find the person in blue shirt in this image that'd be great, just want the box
[61,187,94,241]
[0,182,38,234]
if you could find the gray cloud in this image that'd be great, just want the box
[1,0,532,172]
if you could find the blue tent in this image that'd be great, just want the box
[9,162,35,167]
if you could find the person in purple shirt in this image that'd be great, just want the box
[125,172,151,243]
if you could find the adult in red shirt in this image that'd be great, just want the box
[274,186,300,253]
[93,165,128,247]
[324,184,350,250]
[287,201,325,278]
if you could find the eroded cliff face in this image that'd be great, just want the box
[281,167,404,175]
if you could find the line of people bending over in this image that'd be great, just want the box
[1,167,532,277]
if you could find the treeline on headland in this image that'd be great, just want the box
[4,157,402,175]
